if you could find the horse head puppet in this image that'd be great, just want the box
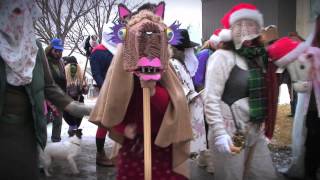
[108,2,182,81]
[268,36,320,93]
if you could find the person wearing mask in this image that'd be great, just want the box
[63,56,88,135]
[0,1,91,179]
[89,3,193,179]
[170,29,209,172]
[205,3,279,180]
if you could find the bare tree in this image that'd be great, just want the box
[34,0,101,45]
[34,0,145,56]
[68,0,145,56]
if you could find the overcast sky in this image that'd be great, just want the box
[148,0,202,44]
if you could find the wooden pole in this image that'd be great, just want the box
[78,56,89,101]
[143,87,152,180]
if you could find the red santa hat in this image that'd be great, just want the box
[267,37,309,67]
[221,3,263,29]
[209,28,232,48]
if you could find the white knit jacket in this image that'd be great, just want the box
[204,49,261,141]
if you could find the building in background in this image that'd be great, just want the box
[202,0,317,42]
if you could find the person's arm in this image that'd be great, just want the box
[204,50,234,139]
[37,41,91,117]
[193,49,210,90]
[36,40,73,109]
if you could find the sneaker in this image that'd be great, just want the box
[96,151,114,167]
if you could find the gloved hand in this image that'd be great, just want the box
[124,123,137,139]
[214,134,233,154]
[64,101,93,118]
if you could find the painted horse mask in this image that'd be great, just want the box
[109,2,181,81]
[268,37,320,92]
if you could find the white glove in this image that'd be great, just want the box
[214,134,233,154]
[64,101,93,118]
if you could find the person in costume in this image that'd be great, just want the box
[268,14,320,180]
[169,29,210,171]
[204,3,279,180]
[88,34,115,166]
[45,38,67,142]
[0,1,91,179]
[193,28,232,92]
[89,2,193,179]
[83,35,99,57]
[194,27,234,173]
[90,2,163,167]
[63,56,88,135]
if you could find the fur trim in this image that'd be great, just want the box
[229,9,263,28]
[275,42,309,67]
[263,25,277,30]
[219,29,232,42]
[209,34,220,47]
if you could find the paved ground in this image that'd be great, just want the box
[39,98,288,180]
[40,115,215,180]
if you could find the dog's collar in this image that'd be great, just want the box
[71,142,81,146]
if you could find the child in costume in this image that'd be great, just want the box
[89,2,193,180]
[204,3,279,180]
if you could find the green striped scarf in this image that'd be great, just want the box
[236,46,268,123]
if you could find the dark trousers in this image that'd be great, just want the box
[0,121,38,180]
[63,95,84,128]
[305,111,320,179]
[47,109,62,142]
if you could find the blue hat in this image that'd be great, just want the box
[50,38,64,50]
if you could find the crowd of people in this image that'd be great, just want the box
[1,0,320,180]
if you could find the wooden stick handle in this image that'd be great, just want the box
[143,88,152,180]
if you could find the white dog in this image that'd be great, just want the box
[39,129,82,176]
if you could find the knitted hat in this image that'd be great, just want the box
[221,3,263,29]
[267,37,309,67]
[209,28,232,48]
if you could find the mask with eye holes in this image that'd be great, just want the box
[109,2,182,81]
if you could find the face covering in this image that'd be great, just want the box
[0,0,41,86]
[231,19,261,50]
[70,64,77,78]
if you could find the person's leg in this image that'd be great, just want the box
[0,122,39,180]
[243,139,279,180]
[51,111,62,142]
[305,111,320,180]
[63,111,79,136]
[96,127,113,166]
[244,135,278,180]
[96,127,107,152]
[212,147,245,180]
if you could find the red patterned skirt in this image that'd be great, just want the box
[117,136,187,180]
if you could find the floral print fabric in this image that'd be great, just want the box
[0,0,41,85]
